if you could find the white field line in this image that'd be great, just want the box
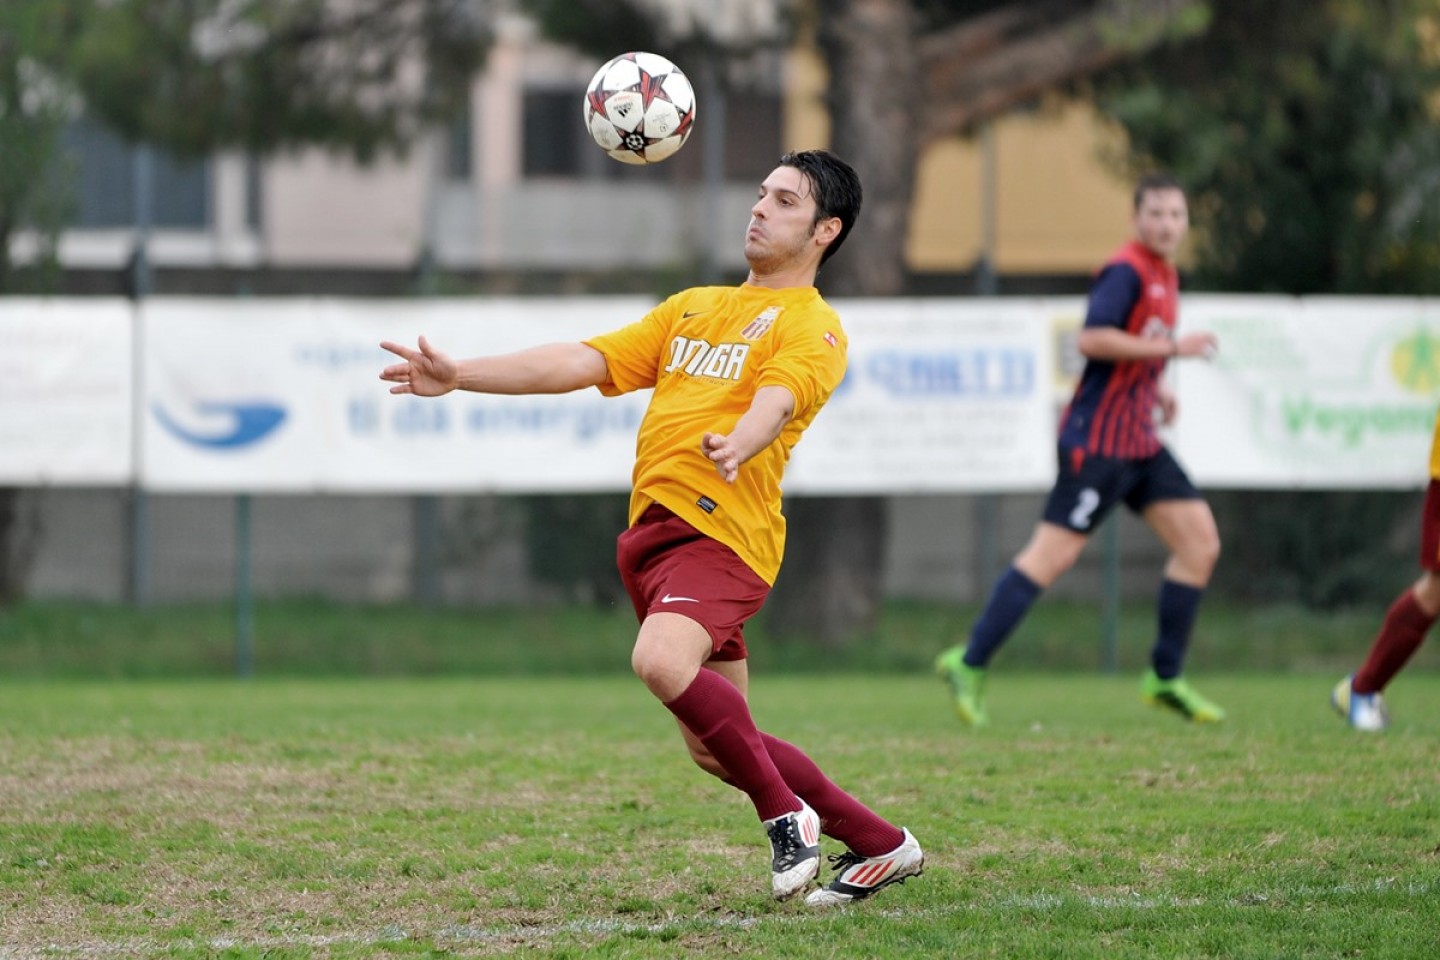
[0,880,1432,959]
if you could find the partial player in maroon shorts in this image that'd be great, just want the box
[1333,458,1440,732]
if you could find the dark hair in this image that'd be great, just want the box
[779,149,863,266]
[1133,171,1184,210]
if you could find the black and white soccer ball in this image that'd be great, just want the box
[583,51,696,165]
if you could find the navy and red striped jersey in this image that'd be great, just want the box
[1058,240,1178,459]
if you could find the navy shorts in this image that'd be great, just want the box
[1041,444,1202,534]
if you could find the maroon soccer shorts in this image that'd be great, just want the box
[615,503,770,662]
[1419,479,1440,572]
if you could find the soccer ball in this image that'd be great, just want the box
[583,51,695,165]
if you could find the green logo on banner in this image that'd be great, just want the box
[1392,328,1440,394]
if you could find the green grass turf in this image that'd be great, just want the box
[1,673,1436,958]
[1,598,1428,677]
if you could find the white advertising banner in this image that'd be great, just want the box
[1172,296,1440,488]
[141,297,653,492]
[0,298,133,485]
[9,292,1428,494]
[141,296,1056,494]
[788,299,1056,492]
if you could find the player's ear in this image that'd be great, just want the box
[813,215,842,248]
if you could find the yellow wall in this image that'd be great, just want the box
[784,46,1134,277]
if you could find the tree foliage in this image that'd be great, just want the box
[908,0,1210,146]
[73,0,489,162]
[0,0,489,292]
[1095,0,1440,294]
[0,2,85,293]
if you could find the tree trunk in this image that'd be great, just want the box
[766,496,888,648]
[814,0,921,300]
[763,0,919,648]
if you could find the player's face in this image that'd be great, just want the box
[744,166,834,273]
[1133,187,1189,260]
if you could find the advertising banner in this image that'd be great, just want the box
[2,292,1426,494]
[0,298,133,485]
[1173,296,1440,488]
[140,298,653,492]
[140,297,1056,494]
[788,299,1056,492]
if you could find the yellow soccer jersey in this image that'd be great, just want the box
[1431,407,1440,480]
[584,283,848,584]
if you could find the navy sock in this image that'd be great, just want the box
[1152,579,1204,680]
[963,566,1043,668]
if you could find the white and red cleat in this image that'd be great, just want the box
[804,828,924,907]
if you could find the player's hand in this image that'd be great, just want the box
[1175,332,1218,360]
[379,336,459,396]
[702,432,741,484]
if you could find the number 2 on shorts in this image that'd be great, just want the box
[1069,488,1101,530]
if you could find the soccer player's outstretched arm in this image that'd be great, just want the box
[380,336,609,396]
[1078,327,1217,362]
[701,385,796,484]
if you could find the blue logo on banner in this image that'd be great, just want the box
[153,401,287,449]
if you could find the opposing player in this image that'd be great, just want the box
[379,151,922,906]
[1332,408,1440,732]
[936,172,1225,727]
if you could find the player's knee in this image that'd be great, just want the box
[630,646,663,692]
[1180,528,1221,577]
[1197,527,1222,571]
[1016,541,1081,586]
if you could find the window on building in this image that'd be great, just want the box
[442,97,474,181]
[522,86,782,183]
[60,118,210,229]
[523,88,584,177]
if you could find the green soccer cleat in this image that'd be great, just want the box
[1141,670,1226,723]
[935,646,989,727]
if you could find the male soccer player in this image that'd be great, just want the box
[935,172,1225,727]
[379,151,922,906]
[1332,408,1440,732]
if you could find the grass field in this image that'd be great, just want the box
[1,598,1431,678]
[2,672,1438,959]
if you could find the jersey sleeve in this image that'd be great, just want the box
[1084,263,1142,330]
[583,297,678,396]
[755,311,847,420]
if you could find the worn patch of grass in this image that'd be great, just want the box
[1,674,1437,958]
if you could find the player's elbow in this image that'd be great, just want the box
[1075,329,1108,359]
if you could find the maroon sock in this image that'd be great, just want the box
[1353,589,1435,694]
[664,670,797,822]
[761,733,905,858]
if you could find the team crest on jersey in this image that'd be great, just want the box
[1141,316,1169,339]
[741,307,781,341]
